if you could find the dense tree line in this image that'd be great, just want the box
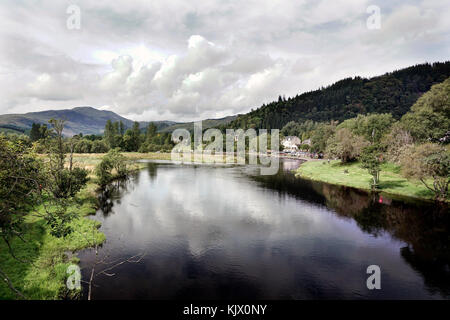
[222,61,450,131]
[25,119,175,154]
[102,120,174,152]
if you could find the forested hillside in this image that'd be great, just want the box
[224,61,450,130]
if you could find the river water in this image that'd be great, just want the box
[78,160,450,299]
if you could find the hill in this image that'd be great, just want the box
[0,107,180,136]
[224,61,450,130]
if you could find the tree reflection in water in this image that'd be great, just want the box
[98,162,162,216]
[253,160,450,298]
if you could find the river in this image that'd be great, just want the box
[78,159,450,299]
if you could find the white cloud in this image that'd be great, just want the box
[26,73,81,101]
[99,55,133,91]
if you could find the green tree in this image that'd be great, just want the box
[325,128,368,163]
[74,139,93,153]
[95,149,129,188]
[401,77,450,143]
[338,113,394,143]
[146,122,157,142]
[400,143,450,201]
[92,140,109,153]
[104,120,115,148]
[310,122,337,153]
[30,123,42,142]
[123,122,141,151]
[119,121,125,136]
[360,144,384,190]
[0,136,44,297]
[46,119,89,199]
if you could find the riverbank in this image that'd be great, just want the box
[295,160,443,202]
[71,152,236,171]
[0,182,105,299]
[0,152,175,299]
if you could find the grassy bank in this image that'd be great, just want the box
[0,183,105,299]
[296,160,440,201]
[71,152,234,171]
[70,152,172,172]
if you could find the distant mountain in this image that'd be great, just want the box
[0,106,177,136]
[224,61,450,130]
[0,106,236,136]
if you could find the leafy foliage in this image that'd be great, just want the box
[29,123,49,142]
[95,149,129,188]
[0,136,43,240]
[310,121,337,153]
[401,77,450,143]
[338,113,394,143]
[281,120,319,140]
[400,143,450,200]
[360,144,384,189]
[382,123,414,163]
[44,119,89,199]
[325,128,369,163]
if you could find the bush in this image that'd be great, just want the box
[91,140,109,153]
[400,143,450,201]
[298,144,310,151]
[50,167,89,198]
[95,159,113,187]
[74,139,93,153]
[325,128,369,163]
[382,123,414,163]
[95,149,129,188]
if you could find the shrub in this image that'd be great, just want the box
[95,149,129,188]
[382,123,414,163]
[49,167,89,198]
[325,128,369,163]
[400,143,450,201]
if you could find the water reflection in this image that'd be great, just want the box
[78,160,450,300]
[253,161,450,297]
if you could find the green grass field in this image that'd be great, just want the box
[70,152,233,173]
[68,152,172,172]
[296,160,439,201]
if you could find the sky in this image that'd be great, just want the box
[0,0,448,121]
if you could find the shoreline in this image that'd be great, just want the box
[295,160,448,203]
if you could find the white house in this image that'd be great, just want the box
[282,136,301,150]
